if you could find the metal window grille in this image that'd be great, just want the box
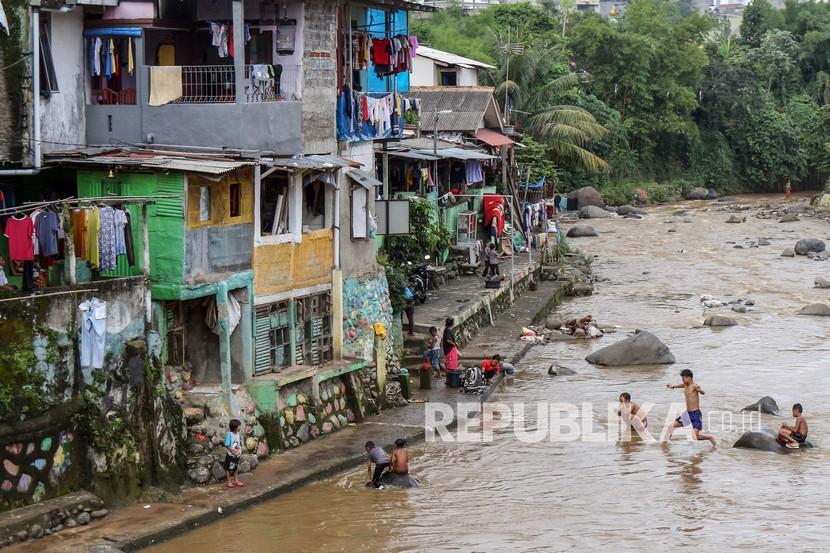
[172,65,236,104]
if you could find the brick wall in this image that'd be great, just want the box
[302,0,338,155]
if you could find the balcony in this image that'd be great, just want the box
[86,64,303,155]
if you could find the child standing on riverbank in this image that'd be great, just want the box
[224,419,244,488]
[664,369,717,446]
[424,326,441,376]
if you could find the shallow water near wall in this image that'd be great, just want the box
[146,195,830,552]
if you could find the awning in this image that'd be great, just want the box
[262,154,360,171]
[47,155,253,177]
[347,169,382,190]
[82,27,142,37]
[435,148,499,161]
[475,128,515,148]
[384,150,439,161]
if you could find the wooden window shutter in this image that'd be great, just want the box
[156,174,184,218]
[254,306,272,376]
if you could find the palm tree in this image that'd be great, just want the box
[489,27,609,174]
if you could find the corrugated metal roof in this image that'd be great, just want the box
[262,154,360,171]
[407,87,502,132]
[385,150,439,161]
[435,148,498,161]
[347,169,383,189]
[416,46,495,70]
[47,155,253,176]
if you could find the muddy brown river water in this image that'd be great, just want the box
[147,195,830,553]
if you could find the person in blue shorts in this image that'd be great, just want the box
[664,369,717,446]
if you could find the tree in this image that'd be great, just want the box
[750,29,799,101]
[741,0,785,48]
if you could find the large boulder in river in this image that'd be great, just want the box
[585,330,675,366]
[795,239,825,255]
[566,225,598,238]
[686,187,710,200]
[616,205,647,216]
[379,472,420,488]
[568,186,604,208]
[733,428,813,454]
[742,396,779,415]
[703,314,737,327]
[798,303,830,316]
[579,205,613,219]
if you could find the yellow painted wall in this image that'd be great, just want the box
[187,168,254,229]
[254,229,333,296]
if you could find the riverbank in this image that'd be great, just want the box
[2,255,585,553]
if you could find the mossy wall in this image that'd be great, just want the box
[0,0,30,164]
[0,277,187,511]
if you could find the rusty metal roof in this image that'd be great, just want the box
[407,87,504,133]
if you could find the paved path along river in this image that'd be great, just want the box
[147,195,830,552]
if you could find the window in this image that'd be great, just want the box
[351,185,368,239]
[260,174,291,235]
[165,302,185,366]
[40,16,59,96]
[295,293,332,367]
[301,175,330,231]
[199,186,211,221]
[254,302,291,375]
[229,183,241,217]
[440,70,457,87]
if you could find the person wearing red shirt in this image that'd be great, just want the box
[481,354,502,382]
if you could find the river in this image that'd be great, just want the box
[146,195,830,552]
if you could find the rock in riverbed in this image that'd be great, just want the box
[585,330,675,366]
[779,214,800,223]
[799,303,830,316]
[733,428,813,454]
[782,248,795,257]
[548,364,577,376]
[704,314,737,327]
[742,396,779,415]
[568,186,604,208]
[379,472,420,488]
[795,239,825,255]
[616,205,648,216]
[579,205,613,219]
[726,215,745,223]
[686,187,710,200]
[815,277,830,289]
[566,225,598,238]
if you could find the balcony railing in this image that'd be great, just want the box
[150,64,302,105]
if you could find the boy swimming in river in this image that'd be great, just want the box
[617,392,647,432]
[778,403,808,449]
[664,369,717,446]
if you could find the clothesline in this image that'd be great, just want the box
[0,288,99,304]
[0,195,174,217]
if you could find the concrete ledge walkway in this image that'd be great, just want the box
[412,252,537,337]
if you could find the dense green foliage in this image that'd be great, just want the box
[413,0,830,195]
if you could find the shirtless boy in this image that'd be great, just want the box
[390,438,410,474]
[665,369,716,446]
[778,403,808,449]
[618,392,648,431]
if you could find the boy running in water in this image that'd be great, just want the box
[664,369,717,446]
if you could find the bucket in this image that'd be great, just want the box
[419,364,432,390]
[446,369,463,388]
[398,371,411,400]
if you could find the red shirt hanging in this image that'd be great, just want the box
[4,216,35,261]
[371,38,391,65]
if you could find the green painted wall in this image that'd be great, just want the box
[76,171,186,296]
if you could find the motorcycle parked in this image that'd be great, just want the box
[407,256,432,304]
